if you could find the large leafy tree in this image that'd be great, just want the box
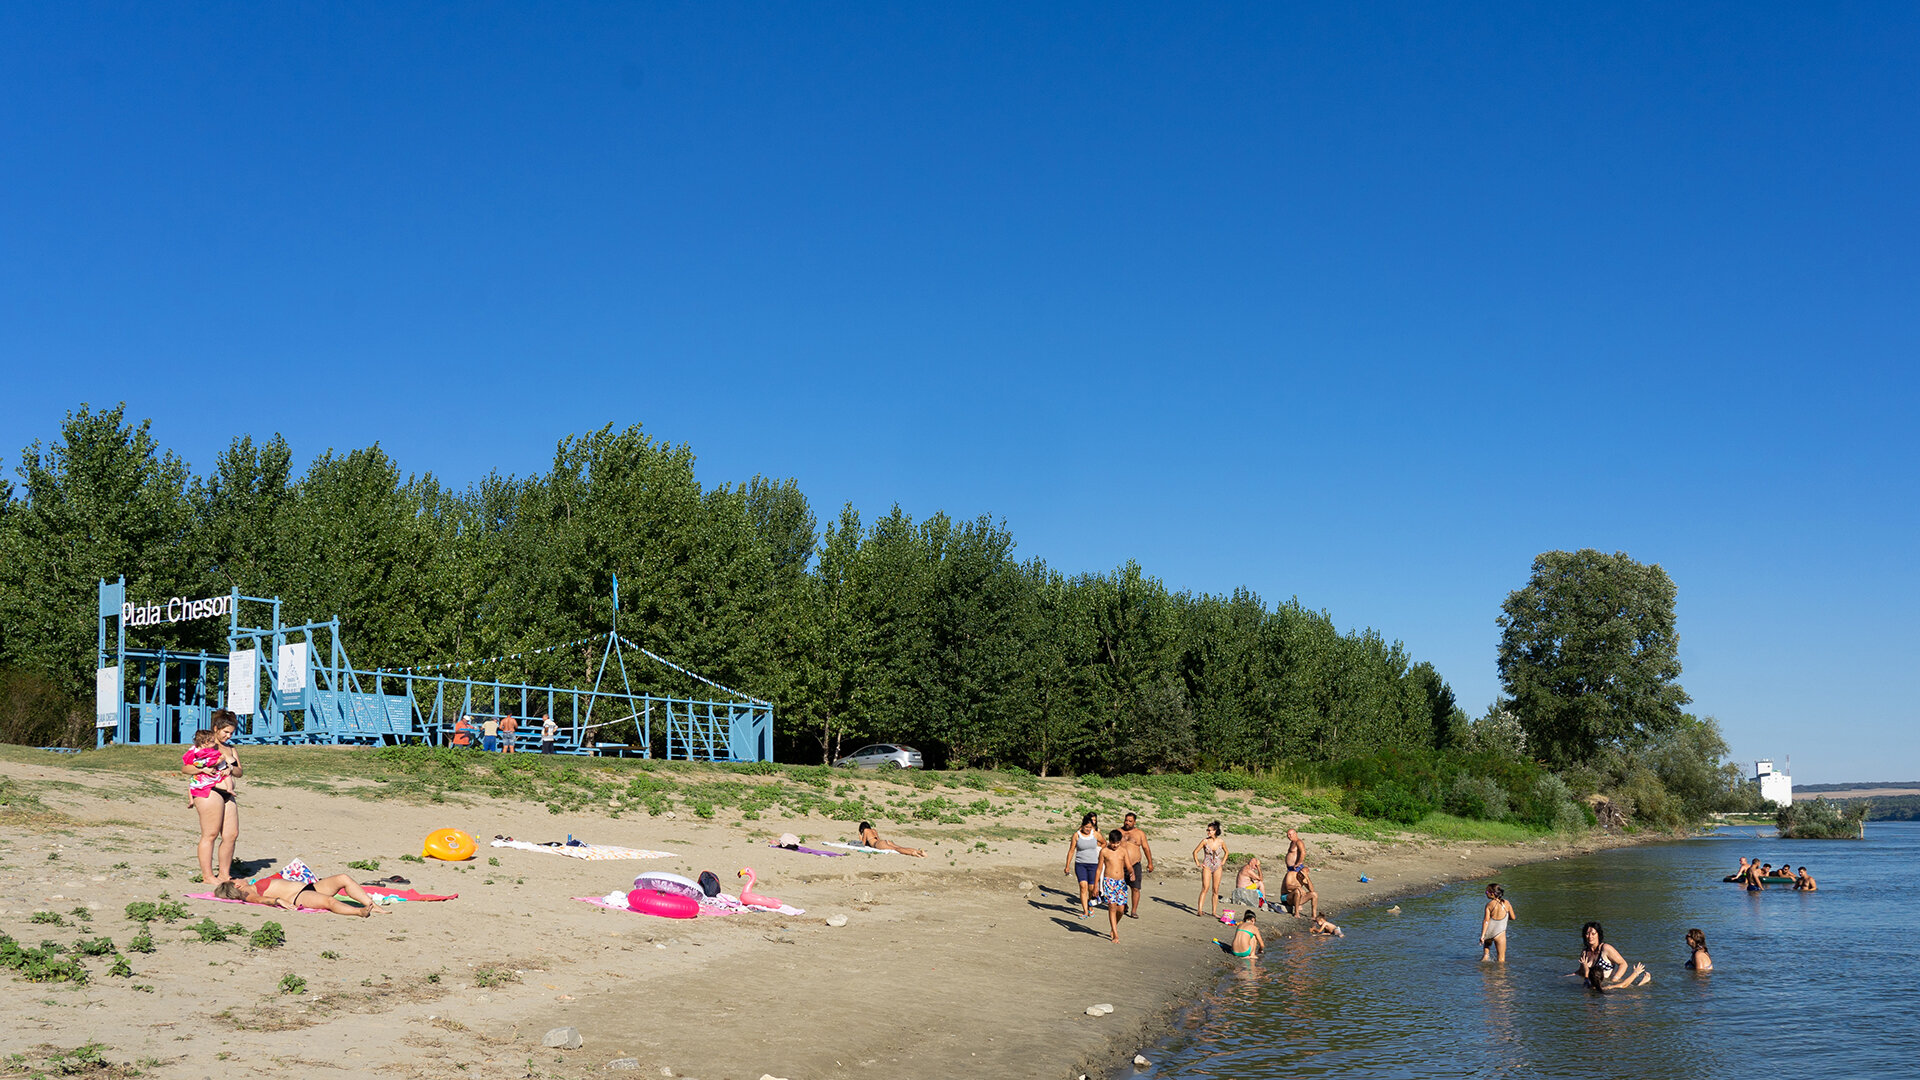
[1496,549,1690,767]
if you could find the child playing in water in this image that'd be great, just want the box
[1226,908,1265,957]
[1310,914,1344,937]
[183,729,235,806]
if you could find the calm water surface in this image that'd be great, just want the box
[1135,822,1917,1079]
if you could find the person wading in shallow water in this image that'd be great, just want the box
[1480,883,1516,962]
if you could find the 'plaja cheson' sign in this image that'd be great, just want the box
[122,594,233,628]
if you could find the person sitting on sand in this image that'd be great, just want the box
[1794,866,1817,891]
[1095,830,1133,943]
[857,821,925,858]
[1573,921,1649,991]
[213,871,384,918]
[1283,864,1318,920]
[1480,882,1515,962]
[1685,928,1712,971]
[1232,855,1266,909]
[1310,914,1343,937]
[1226,908,1265,957]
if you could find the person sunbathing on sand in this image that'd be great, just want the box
[858,821,926,857]
[1573,921,1649,991]
[214,872,385,917]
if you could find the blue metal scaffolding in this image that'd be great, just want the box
[92,576,773,762]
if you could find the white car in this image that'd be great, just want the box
[833,743,924,770]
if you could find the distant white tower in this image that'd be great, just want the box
[1755,759,1793,806]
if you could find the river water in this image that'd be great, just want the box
[1133,822,1917,1078]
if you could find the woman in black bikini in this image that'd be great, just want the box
[213,871,383,917]
[183,711,243,883]
[1573,921,1649,991]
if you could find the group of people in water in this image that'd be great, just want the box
[1065,808,1765,993]
[1727,856,1818,890]
[1484,882,1714,991]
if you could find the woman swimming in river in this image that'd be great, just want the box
[1573,921,1650,991]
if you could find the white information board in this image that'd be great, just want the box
[277,642,309,694]
[227,649,258,714]
[95,666,120,729]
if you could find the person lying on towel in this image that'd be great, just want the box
[214,872,385,917]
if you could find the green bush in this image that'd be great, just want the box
[1350,781,1432,824]
[1443,774,1510,821]
[1777,797,1867,839]
[249,922,286,950]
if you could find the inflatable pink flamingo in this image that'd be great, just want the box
[736,867,782,909]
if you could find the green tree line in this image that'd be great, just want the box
[1,404,1462,772]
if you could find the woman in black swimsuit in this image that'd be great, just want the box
[1573,921,1649,991]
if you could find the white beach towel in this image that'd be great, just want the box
[490,838,674,860]
[824,841,896,854]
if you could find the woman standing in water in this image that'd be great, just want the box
[1192,821,1228,919]
[1573,921,1650,991]
[1479,883,1515,962]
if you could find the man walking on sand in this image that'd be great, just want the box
[1120,812,1154,920]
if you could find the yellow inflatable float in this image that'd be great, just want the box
[422,828,477,862]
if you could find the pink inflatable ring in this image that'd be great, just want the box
[627,888,700,919]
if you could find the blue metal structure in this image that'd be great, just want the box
[93,576,773,761]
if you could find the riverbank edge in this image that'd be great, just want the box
[1078,829,1675,1080]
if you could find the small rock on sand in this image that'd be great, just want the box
[1018,880,1035,891]
[543,1027,583,1050]
[1085,1003,1115,1016]
[825,914,848,927]
[1135,1054,1151,1067]
[606,1059,638,1070]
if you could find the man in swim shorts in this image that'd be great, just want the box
[1283,864,1319,920]
[1285,828,1307,877]
[1120,813,1154,920]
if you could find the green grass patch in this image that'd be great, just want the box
[1403,812,1553,843]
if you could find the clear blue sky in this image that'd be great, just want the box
[3,4,1914,783]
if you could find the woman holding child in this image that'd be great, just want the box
[181,710,243,884]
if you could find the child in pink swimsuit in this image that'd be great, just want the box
[183,730,234,805]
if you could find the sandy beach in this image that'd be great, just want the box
[1,748,1640,1080]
